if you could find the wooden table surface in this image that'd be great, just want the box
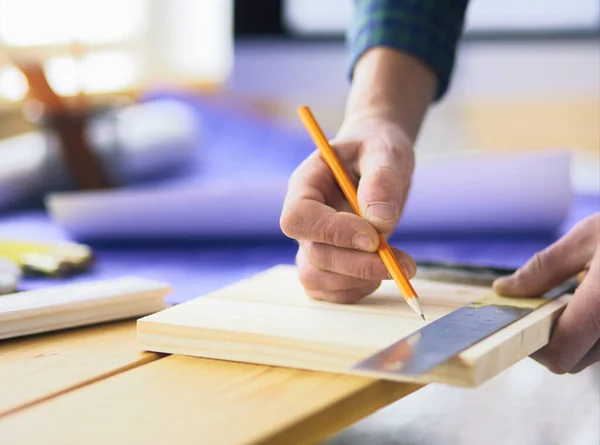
[0,319,422,445]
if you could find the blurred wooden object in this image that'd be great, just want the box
[0,276,170,341]
[12,54,113,190]
[464,98,600,153]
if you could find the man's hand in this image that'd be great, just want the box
[280,117,417,303]
[493,212,600,374]
[279,48,437,303]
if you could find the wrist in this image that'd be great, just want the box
[344,47,437,144]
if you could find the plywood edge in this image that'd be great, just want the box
[137,317,478,387]
[137,318,371,372]
[467,295,570,386]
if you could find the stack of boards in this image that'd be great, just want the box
[137,265,571,387]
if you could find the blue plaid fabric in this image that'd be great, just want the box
[347,0,469,100]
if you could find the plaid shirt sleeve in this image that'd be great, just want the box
[347,0,469,101]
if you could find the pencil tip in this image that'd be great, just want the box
[420,314,426,321]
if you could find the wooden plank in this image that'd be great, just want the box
[138,265,572,387]
[0,320,161,417]
[0,276,170,340]
[0,354,422,445]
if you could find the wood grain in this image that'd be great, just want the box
[0,320,161,417]
[0,276,170,340]
[138,265,572,387]
[0,354,422,445]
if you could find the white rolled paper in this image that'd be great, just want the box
[0,99,200,211]
[46,148,572,241]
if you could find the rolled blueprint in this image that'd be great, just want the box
[47,148,573,241]
[0,98,200,211]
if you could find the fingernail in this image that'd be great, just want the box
[352,233,374,251]
[366,203,397,223]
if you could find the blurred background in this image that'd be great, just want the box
[1,0,598,186]
[0,0,598,232]
[0,2,599,444]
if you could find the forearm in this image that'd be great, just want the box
[344,47,437,144]
[344,0,469,142]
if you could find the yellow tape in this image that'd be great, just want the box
[468,279,578,310]
[0,240,93,275]
[468,293,551,310]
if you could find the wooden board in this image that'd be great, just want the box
[0,320,161,417]
[0,354,422,445]
[0,276,170,340]
[138,265,571,387]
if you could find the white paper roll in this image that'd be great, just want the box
[0,99,200,211]
[46,148,572,241]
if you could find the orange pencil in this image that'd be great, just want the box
[297,105,425,320]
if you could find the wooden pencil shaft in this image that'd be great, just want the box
[298,107,361,215]
[297,106,417,300]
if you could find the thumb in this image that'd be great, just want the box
[493,216,598,297]
[357,146,410,234]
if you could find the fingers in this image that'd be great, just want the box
[302,241,416,281]
[493,214,599,297]
[280,152,380,252]
[296,248,381,303]
[281,129,416,304]
[281,200,380,251]
[295,242,416,303]
[356,141,411,234]
[531,248,600,374]
[307,282,383,304]
[568,339,600,374]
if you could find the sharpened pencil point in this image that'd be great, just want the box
[420,314,426,321]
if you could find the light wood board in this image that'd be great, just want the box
[0,276,170,340]
[138,265,572,387]
[0,353,422,445]
[0,320,162,417]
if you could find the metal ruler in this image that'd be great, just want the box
[352,280,578,377]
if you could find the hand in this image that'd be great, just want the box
[279,117,417,303]
[493,213,600,374]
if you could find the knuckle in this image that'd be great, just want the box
[372,167,402,198]
[530,251,547,276]
[314,213,345,246]
[514,251,547,293]
[303,242,332,270]
[354,259,377,280]
[279,207,303,238]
